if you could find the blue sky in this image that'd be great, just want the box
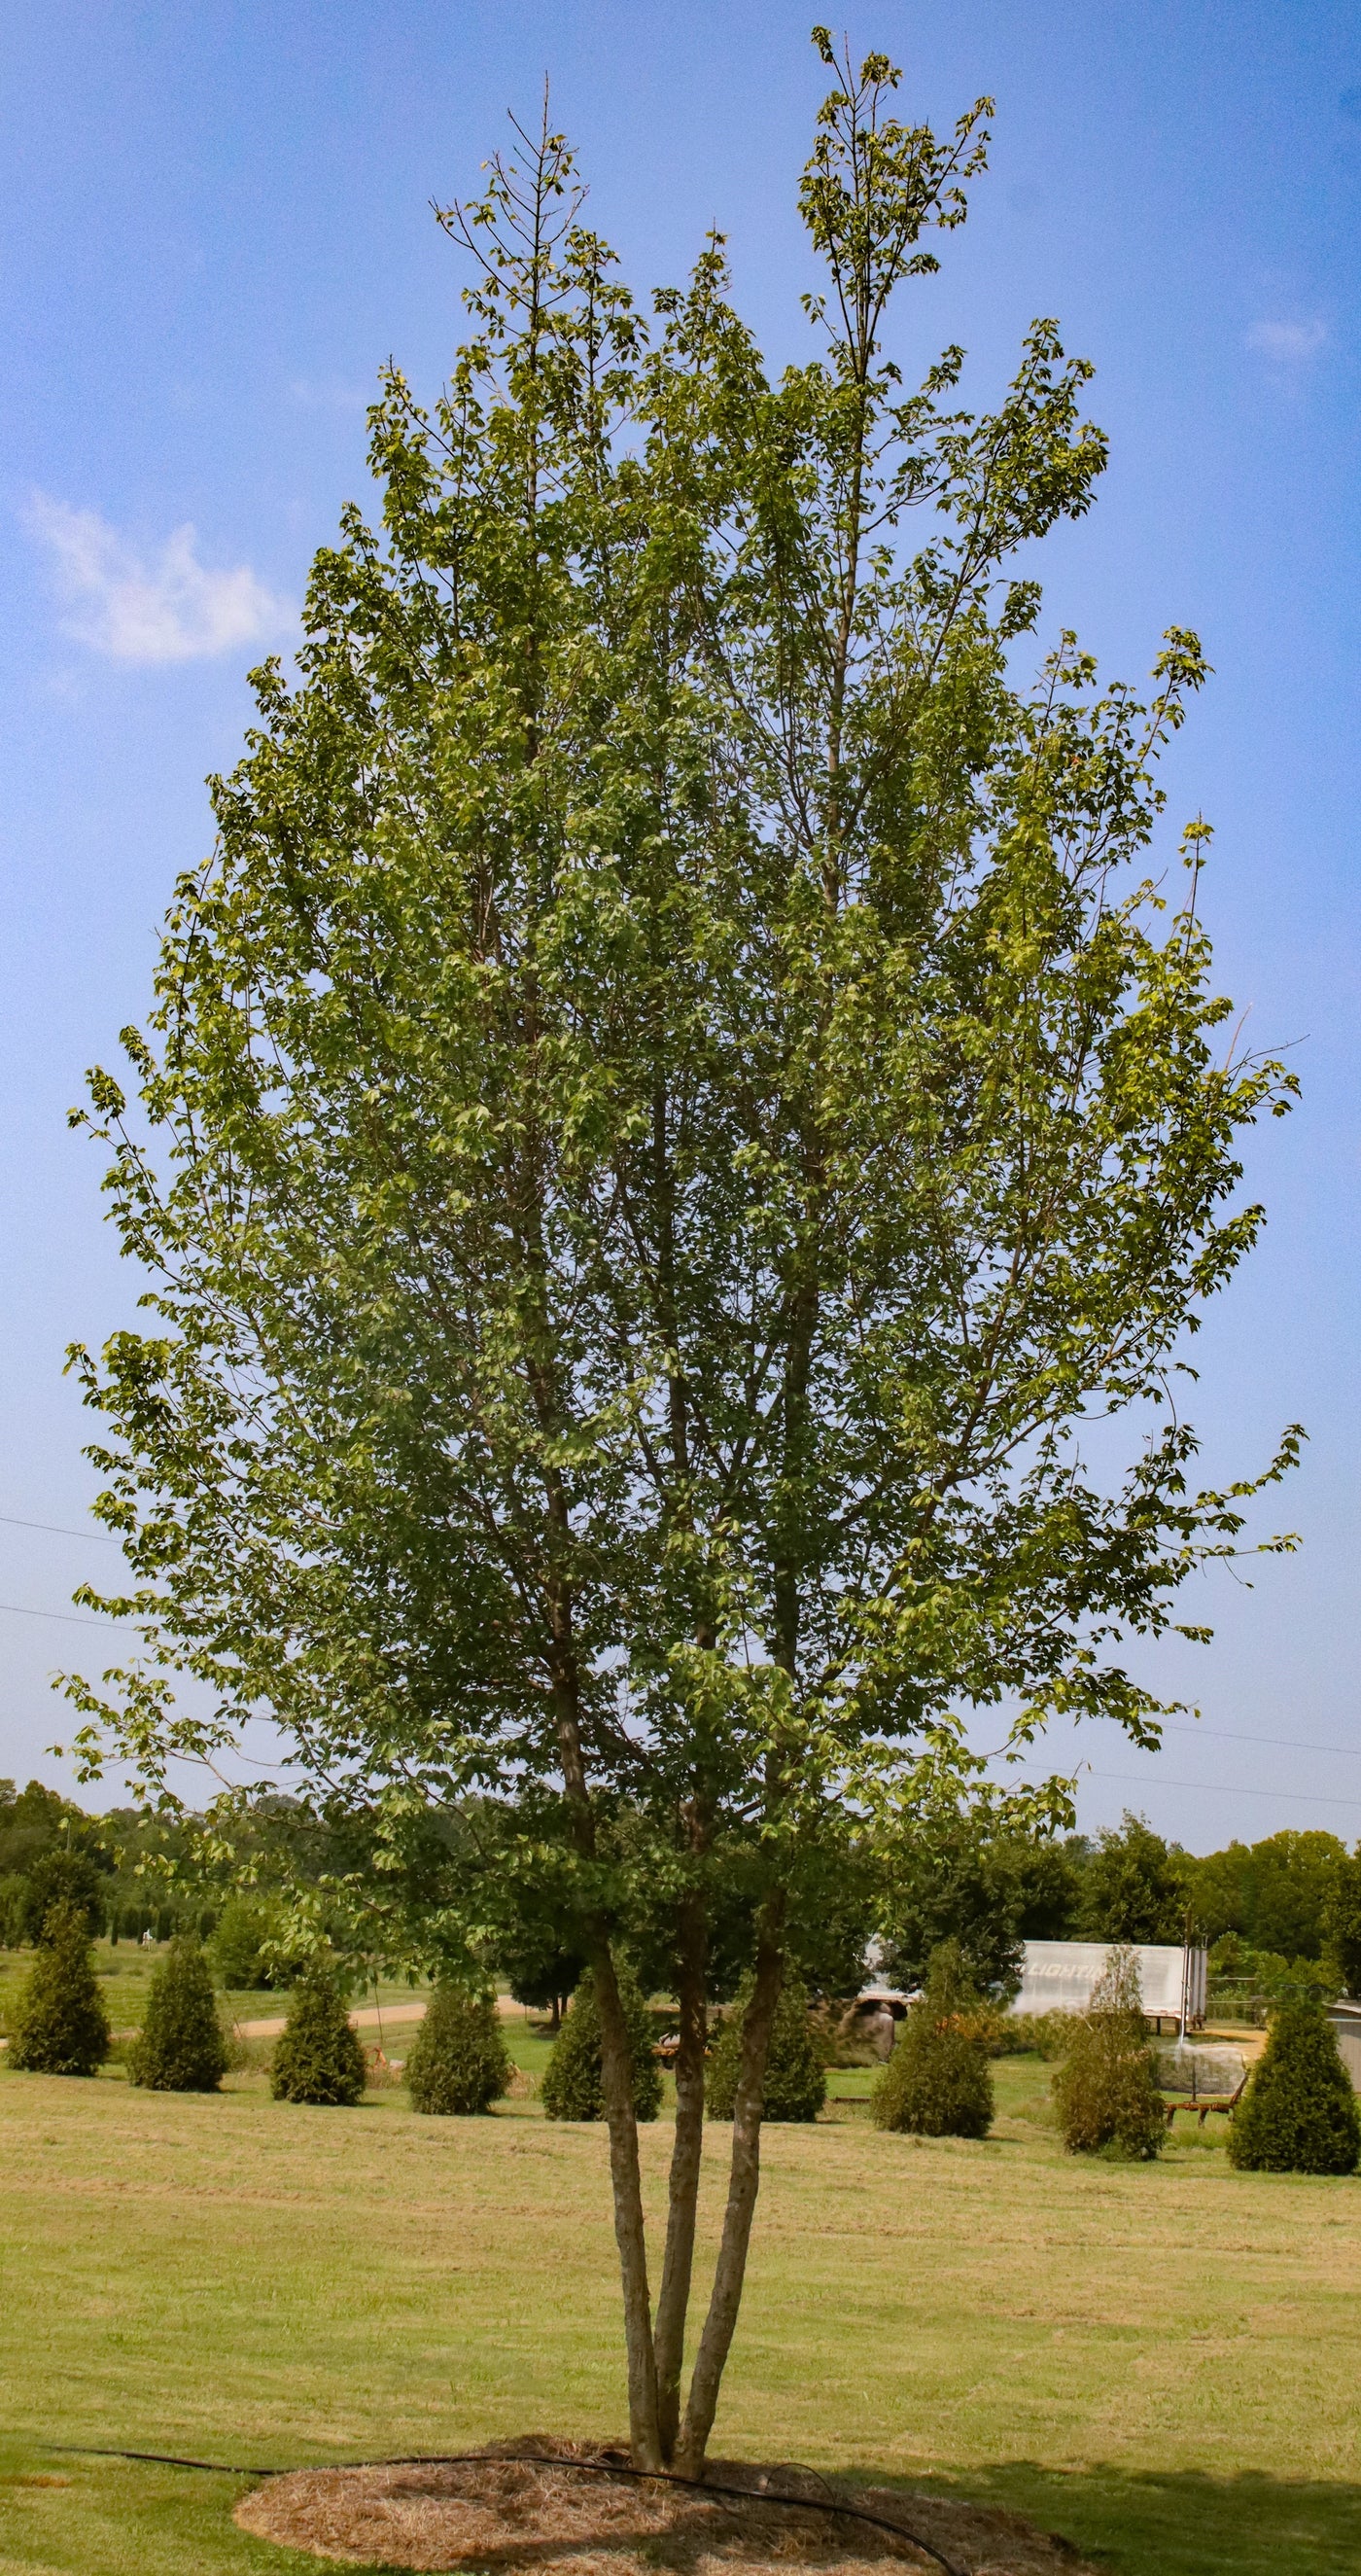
[2,1,1358,1851]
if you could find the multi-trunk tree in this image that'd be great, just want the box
[64,35,1296,2471]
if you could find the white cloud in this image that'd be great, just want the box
[21,492,291,665]
[1245,317,1327,365]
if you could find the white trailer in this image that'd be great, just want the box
[1011,1938,1207,2032]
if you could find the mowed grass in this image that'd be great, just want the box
[2,2055,1360,2576]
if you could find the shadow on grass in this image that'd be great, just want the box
[855,2461,1361,2576]
[7,2446,1361,2576]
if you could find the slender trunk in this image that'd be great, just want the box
[652,1890,708,2462]
[590,1934,663,2470]
[674,1894,786,2474]
[548,1634,661,2472]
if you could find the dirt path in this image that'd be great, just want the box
[228,1994,534,2040]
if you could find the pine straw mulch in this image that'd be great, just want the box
[233,2434,1099,2576]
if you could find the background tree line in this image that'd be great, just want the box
[8,1775,1360,2005]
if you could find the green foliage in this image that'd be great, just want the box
[208,1898,267,1989]
[1228,1997,1361,2176]
[0,1872,28,1947]
[872,1942,994,2136]
[705,1974,827,2124]
[21,1847,109,1944]
[541,1969,662,2123]
[1188,1829,1345,1958]
[1206,1932,1335,2013]
[405,1984,511,2115]
[1052,1945,1166,2159]
[1077,1814,1190,1946]
[0,1779,101,1878]
[494,1920,585,2029]
[126,1934,229,2092]
[8,1902,110,2075]
[1005,2008,1082,2062]
[1323,1846,1361,1998]
[208,1896,299,1991]
[269,1960,366,2106]
[66,56,1295,2013]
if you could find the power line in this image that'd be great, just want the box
[0,1599,133,1631]
[1160,1718,1361,1763]
[1086,1767,1361,1815]
[0,1512,116,1544]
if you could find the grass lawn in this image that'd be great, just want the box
[2,2051,1359,2576]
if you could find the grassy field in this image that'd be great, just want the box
[2,2047,1360,2576]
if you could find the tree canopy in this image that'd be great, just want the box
[62,35,1296,2472]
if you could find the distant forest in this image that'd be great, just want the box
[4,1775,1356,2007]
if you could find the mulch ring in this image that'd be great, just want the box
[234,2434,1098,2576]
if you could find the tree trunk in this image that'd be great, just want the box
[652,1893,708,2463]
[592,1937,663,2470]
[674,1896,786,2474]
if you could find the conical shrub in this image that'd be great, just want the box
[1052,1944,1165,2160]
[127,1933,229,2093]
[269,1959,366,2106]
[9,1901,110,2076]
[872,1941,993,2138]
[705,1972,826,2124]
[405,1984,512,2115]
[1228,1996,1361,2175]
[541,1965,662,2122]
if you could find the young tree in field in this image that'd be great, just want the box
[62,36,1297,2471]
[9,1901,111,2076]
[127,1930,230,2091]
[1051,1943,1165,2160]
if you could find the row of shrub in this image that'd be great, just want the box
[8,1912,1360,2178]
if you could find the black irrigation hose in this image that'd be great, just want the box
[47,2443,966,2576]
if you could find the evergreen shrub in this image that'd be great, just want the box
[127,1934,229,2092]
[541,1966,662,2121]
[405,1984,511,2115]
[209,1899,271,1990]
[269,1960,366,2105]
[9,1902,110,2075]
[1228,1996,1361,2175]
[872,1942,993,2137]
[1051,1945,1165,2160]
[705,1974,826,2124]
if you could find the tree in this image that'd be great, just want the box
[1239,1832,1343,1960]
[9,1902,110,2076]
[1323,1845,1361,1997]
[495,1920,586,2034]
[21,1845,109,1945]
[405,1983,512,2113]
[127,1932,230,2091]
[541,1968,663,2122]
[62,37,1298,2472]
[1051,1945,1165,2159]
[1228,1996,1361,2176]
[705,1974,826,2123]
[269,1961,367,2105]
[872,1940,993,2136]
[1078,1814,1190,1946]
[1184,1839,1251,1946]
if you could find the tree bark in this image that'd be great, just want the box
[674,1894,786,2474]
[652,1888,708,2462]
[591,1935,663,2470]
